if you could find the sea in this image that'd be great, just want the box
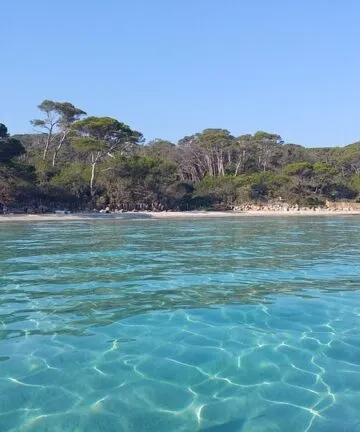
[1,216,360,431]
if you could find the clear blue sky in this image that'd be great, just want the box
[2,0,360,147]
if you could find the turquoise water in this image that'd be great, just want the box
[1,217,360,432]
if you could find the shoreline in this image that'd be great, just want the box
[1,209,360,222]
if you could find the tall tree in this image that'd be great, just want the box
[177,134,207,182]
[71,116,143,197]
[30,99,86,164]
[197,129,234,176]
[253,131,283,172]
[177,129,234,181]
[231,134,255,175]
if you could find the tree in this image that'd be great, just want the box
[99,156,178,210]
[197,129,234,176]
[0,124,25,163]
[71,116,143,197]
[0,123,36,205]
[338,142,360,175]
[143,139,176,161]
[225,132,284,175]
[253,131,283,172]
[284,162,313,178]
[7,108,360,211]
[231,134,256,175]
[0,123,9,138]
[176,134,207,182]
[50,162,90,203]
[194,175,239,208]
[30,99,86,165]
[176,129,234,181]
[277,143,311,168]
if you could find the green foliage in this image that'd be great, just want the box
[278,144,310,166]
[31,100,86,129]
[0,123,9,138]
[0,166,35,204]
[197,129,234,148]
[0,136,25,163]
[193,173,290,206]
[0,123,34,204]
[72,116,142,145]
[237,172,290,201]
[5,104,360,210]
[284,162,313,177]
[195,176,238,202]
[312,162,336,175]
[321,183,357,201]
[144,139,176,160]
[0,160,36,204]
[50,162,90,198]
[30,100,87,168]
[348,174,360,193]
[71,116,144,197]
[98,156,179,208]
[253,131,283,144]
[336,142,360,174]
[71,136,107,153]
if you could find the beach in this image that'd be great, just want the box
[1,208,360,222]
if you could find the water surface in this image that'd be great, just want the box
[1,217,360,431]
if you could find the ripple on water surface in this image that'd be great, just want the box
[1,217,360,431]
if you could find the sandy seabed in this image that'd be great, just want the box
[1,209,360,222]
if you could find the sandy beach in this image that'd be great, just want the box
[1,209,360,222]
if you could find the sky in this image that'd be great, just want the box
[2,0,360,147]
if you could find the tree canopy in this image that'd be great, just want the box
[2,100,360,210]
[0,127,25,163]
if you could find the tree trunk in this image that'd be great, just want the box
[43,128,53,161]
[52,131,67,167]
[215,147,224,176]
[90,162,96,197]
[218,150,224,176]
[90,152,100,197]
[205,154,213,176]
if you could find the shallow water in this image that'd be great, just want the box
[1,217,360,431]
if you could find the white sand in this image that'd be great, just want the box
[0,209,360,222]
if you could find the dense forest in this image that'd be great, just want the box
[2,99,360,212]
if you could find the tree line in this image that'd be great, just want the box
[1,99,360,211]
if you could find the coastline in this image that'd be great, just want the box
[1,209,360,222]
